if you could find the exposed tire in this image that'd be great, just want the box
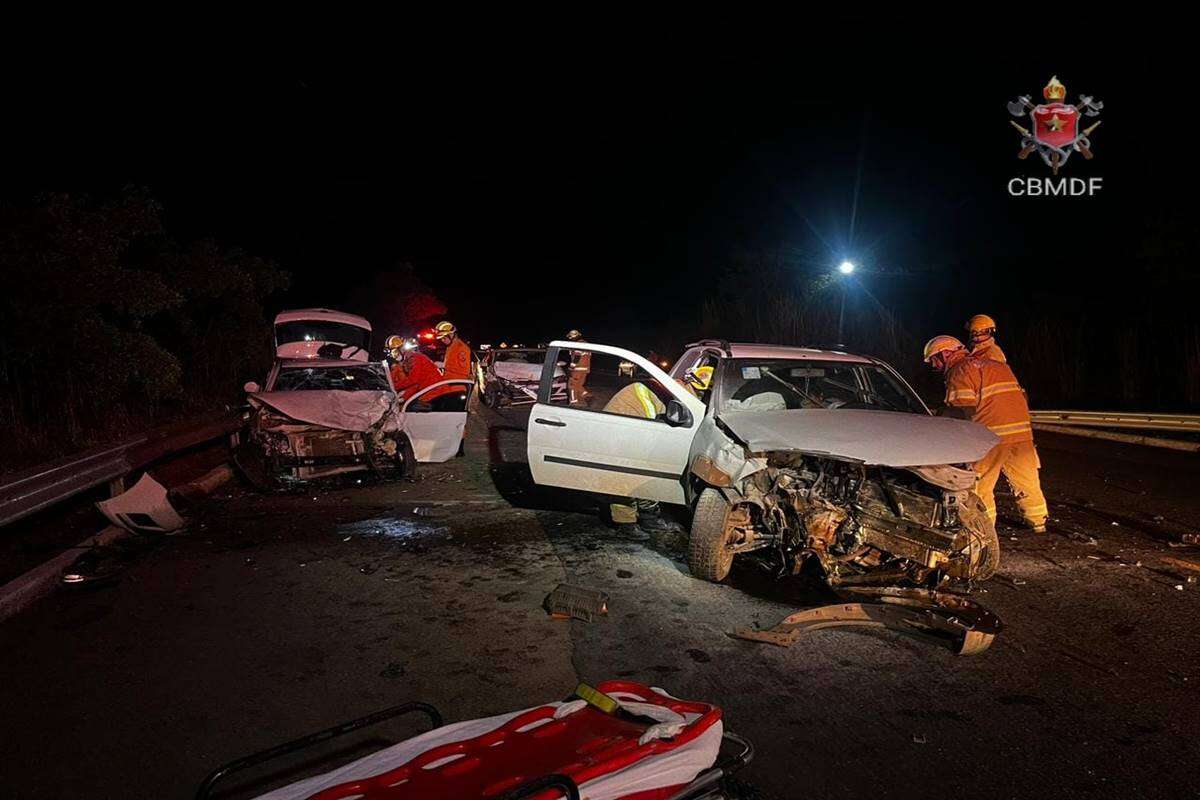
[231,441,281,492]
[394,434,418,481]
[688,488,738,582]
[959,492,1000,581]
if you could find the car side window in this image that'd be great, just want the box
[408,386,471,413]
[545,351,673,422]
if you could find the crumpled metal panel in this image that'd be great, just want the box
[718,409,999,467]
[249,390,399,433]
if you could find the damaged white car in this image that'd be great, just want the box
[237,359,472,488]
[527,340,1001,587]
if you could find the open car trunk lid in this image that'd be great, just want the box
[717,408,999,467]
[274,309,372,362]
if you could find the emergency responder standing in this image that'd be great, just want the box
[603,367,711,533]
[436,321,472,382]
[565,329,591,406]
[424,320,472,403]
[966,314,1008,364]
[924,335,1048,532]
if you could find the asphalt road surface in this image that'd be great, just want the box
[2,401,1199,799]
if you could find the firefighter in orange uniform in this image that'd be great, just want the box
[924,335,1048,532]
[564,329,591,405]
[390,339,443,399]
[436,321,472,381]
[965,314,1008,364]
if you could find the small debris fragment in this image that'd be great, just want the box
[543,585,609,622]
[1175,585,1185,591]
[913,734,927,744]
[359,564,378,575]
[342,536,352,542]
[1181,533,1200,545]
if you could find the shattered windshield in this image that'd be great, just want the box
[717,359,924,414]
[272,365,393,392]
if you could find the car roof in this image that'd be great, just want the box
[274,308,372,330]
[278,358,385,369]
[725,343,874,363]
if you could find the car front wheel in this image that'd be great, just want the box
[688,488,739,582]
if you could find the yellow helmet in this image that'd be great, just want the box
[923,335,965,363]
[685,365,714,392]
[566,329,583,341]
[434,321,457,338]
[384,334,404,356]
[966,314,997,334]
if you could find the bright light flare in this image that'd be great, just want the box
[838,260,856,275]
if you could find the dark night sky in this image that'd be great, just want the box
[6,24,1194,352]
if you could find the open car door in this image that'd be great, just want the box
[526,342,706,505]
[402,379,474,462]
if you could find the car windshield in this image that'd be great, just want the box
[717,359,925,414]
[273,365,393,392]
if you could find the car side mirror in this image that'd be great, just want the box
[243,381,261,394]
[408,401,434,413]
[664,398,693,427]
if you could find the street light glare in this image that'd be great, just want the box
[838,260,856,275]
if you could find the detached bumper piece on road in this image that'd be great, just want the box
[196,682,755,800]
[731,588,1003,656]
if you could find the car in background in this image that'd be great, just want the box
[236,358,472,488]
[526,339,1001,588]
[478,347,567,407]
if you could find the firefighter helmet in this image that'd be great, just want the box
[566,329,583,341]
[384,334,404,357]
[434,321,457,339]
[685,365,714,392]
[923,335,966,363]
[966,314,997,334]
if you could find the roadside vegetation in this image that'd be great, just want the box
[0,188,289,473]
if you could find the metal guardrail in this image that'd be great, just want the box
[1029,410,1200,433]
[0,411,243,528]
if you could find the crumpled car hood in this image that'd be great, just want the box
[250,390,398,433]
[718,409,999,467]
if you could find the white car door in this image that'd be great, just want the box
[526,342,707,505]
[401,379,474,462]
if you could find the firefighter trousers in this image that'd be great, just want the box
[568,372,589,405]
[973,440,1048,526]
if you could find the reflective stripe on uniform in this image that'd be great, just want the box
[980,381,1022,399]
[988,421,1033,436]
[947,389,978,402]
[634,383,658,418]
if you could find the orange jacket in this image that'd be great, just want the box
[442,338,472,381]
[970,338,1008,364]
[391,354,443,399]
[423,337,472,402]
[944,355,1032,443]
